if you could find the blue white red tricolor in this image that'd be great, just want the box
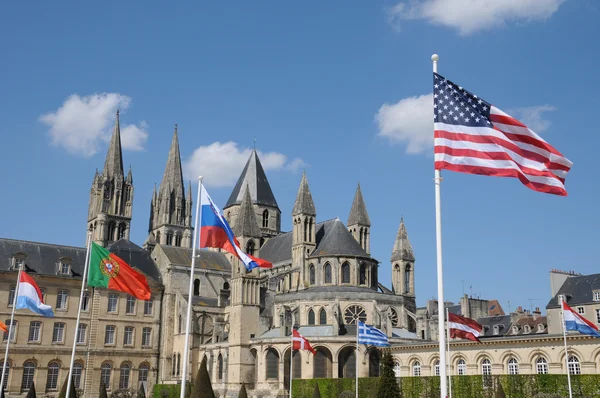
[562,301,600,338]
[433,72,572,196]
[199,184,272,271]
[16,271,54,317]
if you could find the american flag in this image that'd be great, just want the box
[433,72,572,196]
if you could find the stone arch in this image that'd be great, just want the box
[406,355,423,369]
[338,346,356,378]
[323,262,332,284]
[262,209,269,228]
[341,262,351,284]
[319,307,327,325]
[558,347,583,363]
[499,350,522,365]
[313,346,333,378]
[117,223,126,240]
[474,351,493,365]
[368,348,381,377]
[249,349,258,385]
[429,356,440,369]
[527,349,551,364]
[265,348,279,380]
[307,308,315,325]
[359,262,367,285]
[309,264,315,285]
[283,347,301,390]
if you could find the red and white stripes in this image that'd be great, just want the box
[434,106,572,196]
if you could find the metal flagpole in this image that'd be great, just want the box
[355,323,359,398]
[181,176,203,398]
[446,308,452,398]
[0,261,23,392]
[432,53,448,398]
[289,331,293,398]
[560,295,573,398]
[65,232,93,397]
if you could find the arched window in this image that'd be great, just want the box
[117,223,126,240]
[119,363,130,389]
[21,361,35,391]
[262,210,269,228]
[341,262,350,284]
[166,231,173,246]
[72,362,83,389]
[404,264,411,293]
[536,357,548,374]
[246,240,255,256]
[175,234,182,247]
[508,358,519,375]
[323,263,332,284]
[359,227,363,246]
[482,359,492,387]
[308,309,315,325]
[309,264,315,285]
[46,361,60,390]
[309,219,314,243]
[303,219,308,242]
[1,362,9,391]
[266,349,279,379]
[156,231,161,244]
[319,308,327,325]
[434,360,440,376]
[218,354,224,380]
[138,363,149,383]
[172,354,177,376]
[338,347,356,378]
[178,314,182,334]
[314,348,332,378]
[177,354,181,376]
[368,350,380,377]
[107,222,116,241]
[194,279,200,296]
[359,263,367,285]
[568,355,580,375]
[394,361,401,377]
[223,282,230,290]
[412,361,421,376]
[101,363,112,389]
[457,359,467,375]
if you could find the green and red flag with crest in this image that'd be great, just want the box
[88,242,151,300]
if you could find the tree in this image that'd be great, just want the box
[59,375,78,398]
[190,356,215,398]
[137,386,147,398]
[99,380,109,398]
[496,380,506,398]
[25,382,36,398]
[312,383,322,398]
[377,351,400,398]
[238,382,248,398]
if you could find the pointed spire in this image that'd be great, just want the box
[224,149,279,209]
[347,183,370,226]
[126,165,133,183]
[103,110,124,178]
[292,172,316,216]
[391,218,414,262]
[232,184,262,238]
[159,123,185,199]
[187,180,192,201]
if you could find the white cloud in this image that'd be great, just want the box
[388,0,566,35]
[40,93,148,157]
[507,105,556,133]
[183,141,303,187]
[375,93,433,154]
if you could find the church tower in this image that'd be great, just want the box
[223,149,281,240]
[347,183,371,254]
[146,124,193,249]
[292,172,317,289]
[391,218,415,297]
[87,111,134,247]
[226,184,263,394]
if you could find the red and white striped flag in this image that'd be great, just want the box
[448,312,483,342]
[433,72,572,196]
[292,329,316,354]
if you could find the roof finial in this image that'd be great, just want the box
[253,138,256,150]
[116,109,120,116]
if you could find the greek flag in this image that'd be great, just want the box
[357,321,389,347]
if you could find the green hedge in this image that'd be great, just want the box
[152,383,192,398]
[291,375,600,398]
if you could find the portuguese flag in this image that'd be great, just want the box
[88,242,151,300]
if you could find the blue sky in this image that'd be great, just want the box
[1,0,598,314]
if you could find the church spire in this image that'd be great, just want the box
[391,218,414,262]
[347,183,370,226]
[159,123,185,199]
[292,172,316,216]
[232,185,262,238]
[103,110,124,178]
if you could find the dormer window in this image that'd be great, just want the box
[58,258,72,275]
[493,325,500,335]
[594,291,600,302]
[512,326,519,334]
[537,323,545,332]
[524,325,531,334]
[11,253,26,270]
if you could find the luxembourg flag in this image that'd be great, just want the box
[199,184,272,271]
[15,272,54,317]
[563,301,600,338]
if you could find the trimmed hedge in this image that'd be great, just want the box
[291,378,379,398]
[152,383,191,398]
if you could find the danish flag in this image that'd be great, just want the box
[292,330,316,354]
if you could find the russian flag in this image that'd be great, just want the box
[563,301,600,338]
[200,184,272,271]
[15,271,54,317]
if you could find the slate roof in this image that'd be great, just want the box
[546,273,600,309]
[232,185,262,238]
[391,219,414,262]
[0,238,162,284]
[347,183,370,226]
[159,245,231,272]
[158,125,185,200]
[292,172,316,216]
[225,150,279,210]
[260,232,293,265]
[477,315,512,338]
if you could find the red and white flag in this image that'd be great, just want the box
[433,72,572,196]
[448,312,483,342]
[293,329,316,354]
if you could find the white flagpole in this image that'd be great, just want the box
[0,261,23,392]
[289,331,293,398]
[65,232,93,397]
[181,176,203,398]
[355,323,359,398]
[446,308,452,398]
[432,53,448,398]
[560,295,573,398]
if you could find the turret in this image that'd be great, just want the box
[391,218,415,296]
[292,172,317,288]
[347,183,371,254]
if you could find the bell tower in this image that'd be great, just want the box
[291,172,317,289]
[347,183,371,254]
[87,110,134,247]
[391,218,415,296]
